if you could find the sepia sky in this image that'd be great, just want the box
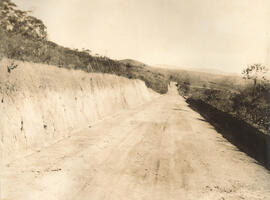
[13,0,270,73]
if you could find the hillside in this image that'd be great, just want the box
[0,0,246,95]
[118,59,246,92]
[0,0,169,94]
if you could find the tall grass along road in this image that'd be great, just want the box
[1,84,270,200]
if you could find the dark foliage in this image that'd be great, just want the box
[183,83,270,133]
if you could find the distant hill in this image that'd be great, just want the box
[119,60,240,77]
[155,64,240,76]
[119,59,148,67]
[118,59,246,90]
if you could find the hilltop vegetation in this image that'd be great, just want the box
[0,0,169,94]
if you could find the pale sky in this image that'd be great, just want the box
[13,0,270,73]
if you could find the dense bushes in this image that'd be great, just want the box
[189,87,235,113]
[232,84,270,131]
[183,83,270,133]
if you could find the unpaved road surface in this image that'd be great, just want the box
[1,85,270,200]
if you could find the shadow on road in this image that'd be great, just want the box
[187,98,270,170]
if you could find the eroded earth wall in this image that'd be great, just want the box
[0,58,157,160]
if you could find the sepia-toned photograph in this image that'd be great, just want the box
[0,0,270,199]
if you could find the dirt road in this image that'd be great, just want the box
[1,84,270,200]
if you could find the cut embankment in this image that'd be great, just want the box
[0,58,157,161]
[187,98,270,170]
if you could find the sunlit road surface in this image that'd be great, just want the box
[1,84,270,200]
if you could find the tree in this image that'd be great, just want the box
[242,64,269,95]
[0,0,47,40]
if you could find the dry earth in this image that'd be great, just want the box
[1,83,270,200]
[0,58,155,160]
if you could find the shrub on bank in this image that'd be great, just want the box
[185,83,270,133]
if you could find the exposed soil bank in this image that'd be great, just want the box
[0,58,157,161]
[2,86,270,200]
[187,98,270,170]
